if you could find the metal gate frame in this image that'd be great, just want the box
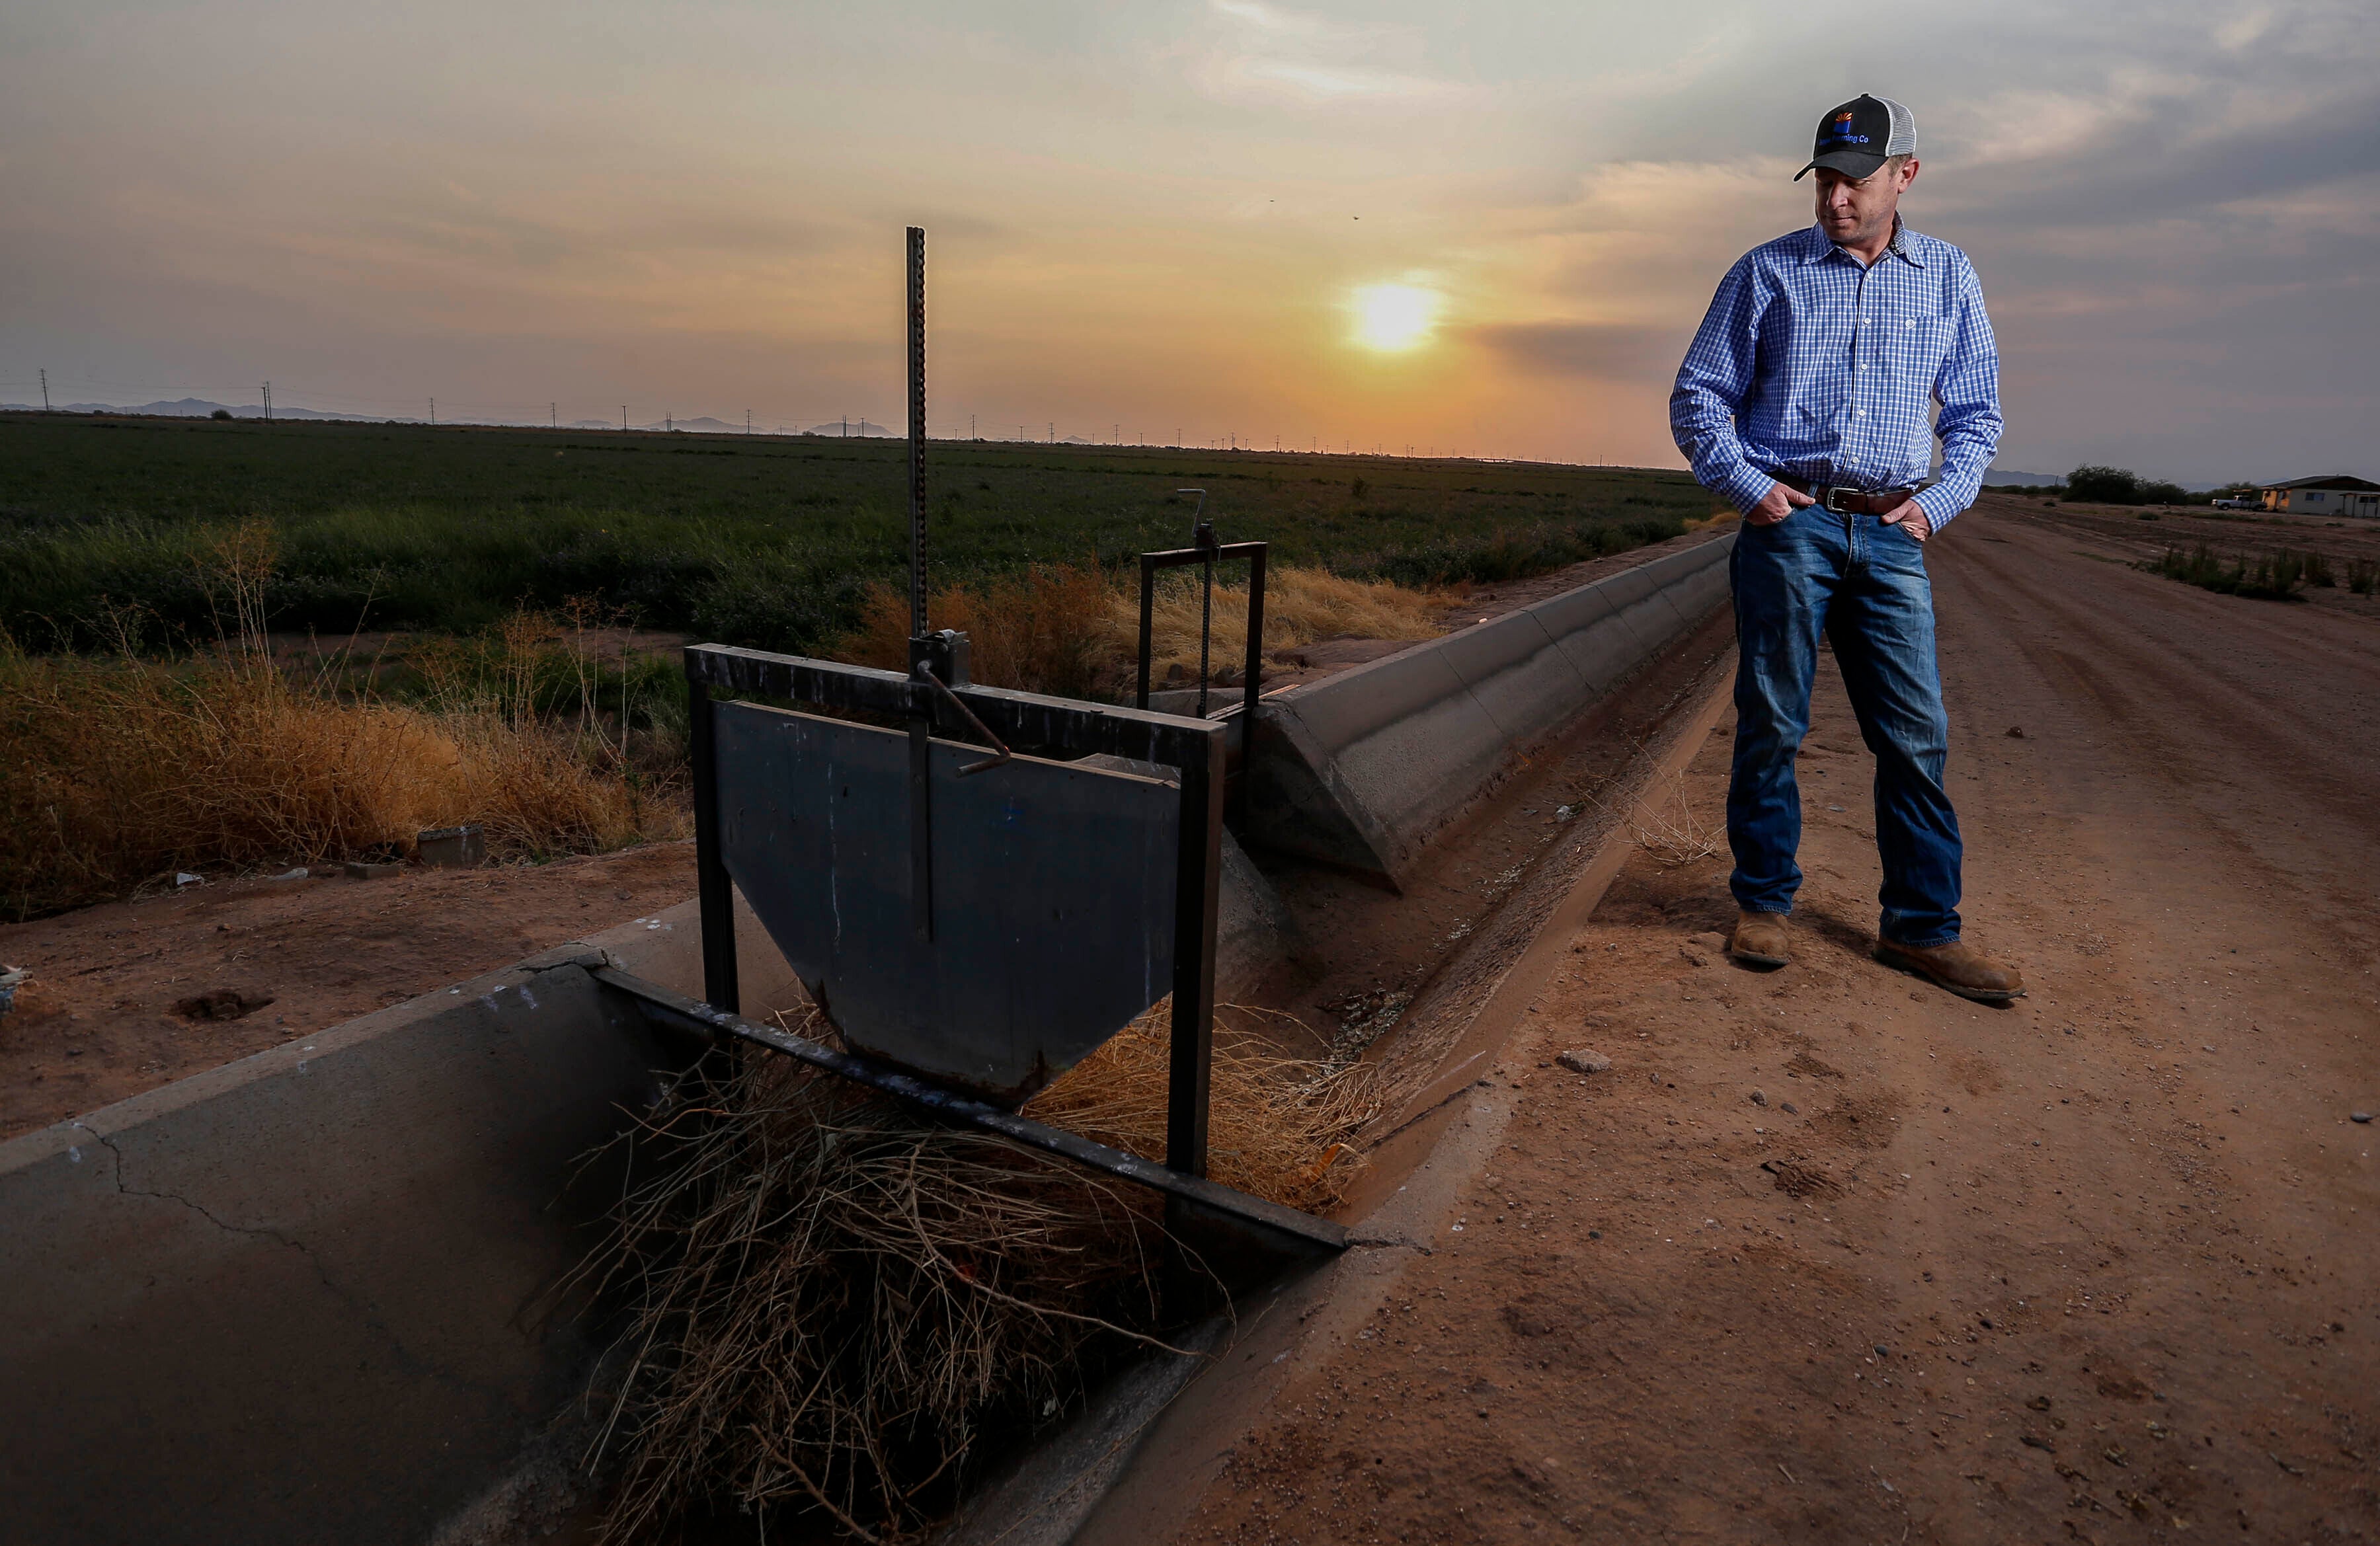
[597,640,1343,1256]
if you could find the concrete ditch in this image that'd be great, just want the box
[1244,529,1734,886]
[0,531,1737,1544]
[0,898,802,1546]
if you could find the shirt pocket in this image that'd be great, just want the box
[1895,314,1956,386]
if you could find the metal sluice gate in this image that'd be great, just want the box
[595,226,1344,1263]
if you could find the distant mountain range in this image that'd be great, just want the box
[11,396,382,422]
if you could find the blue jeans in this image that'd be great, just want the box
[1727,508,1962,946]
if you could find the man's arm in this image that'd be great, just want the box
[1671,258,1791,517]
[1911,256,2003,535]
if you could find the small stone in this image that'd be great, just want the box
[1681,945,1709,967]
[1780,1101,1799,1115]
[1874,1344,1890,1358]
[2352,1111,2373,1124]
[1689,931,1726,951]
[1749,1089,1768,1106]
[2005,726,2026,738]
[1558,1049,1612,1075]
[344,860,403,880]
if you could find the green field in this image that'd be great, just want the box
[0,411,1714,655]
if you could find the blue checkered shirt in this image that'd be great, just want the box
[1670,222,2002,532]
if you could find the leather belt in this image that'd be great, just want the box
[1778,476,1916,516]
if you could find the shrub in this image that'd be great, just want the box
[2349,559,2378,596]
[834,562,1452,703]
[0,525,685,918]
[2145,543,2307,601]
[2067,465,2143,504]
[839,562,1118,701]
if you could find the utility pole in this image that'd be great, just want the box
[970,412,976,440]
[622,405,629,431]
[1048,421,1054,444]
[39,368,48,410]
[262,381,272,420]
[430,397,436,426]
[666,412,672,432]
[746,408,752,434]
[1113,422,1120,444]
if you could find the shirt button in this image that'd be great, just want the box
[1855,409,1866,416]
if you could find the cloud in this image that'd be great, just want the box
[1188,0,1470,107]
[1469,321,1680,383]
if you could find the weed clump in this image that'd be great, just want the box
[0,523,684,919]
[579,1003,1376,1541]
[2145,543,2311,601]
[836,562,1448,700]
[840,563,1117,699]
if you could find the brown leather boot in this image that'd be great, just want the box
[1874,937,2025,1002]
[1729,910,1790,968]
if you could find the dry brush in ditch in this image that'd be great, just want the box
[576,1003,1379,1542]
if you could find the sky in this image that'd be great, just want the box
[2,0,2373,482]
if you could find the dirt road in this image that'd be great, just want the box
[1095,495,2380,1543]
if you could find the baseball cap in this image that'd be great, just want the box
[1795,94,1915,180]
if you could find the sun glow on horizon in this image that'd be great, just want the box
[1349,283,1441,352]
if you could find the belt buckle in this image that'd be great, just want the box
[1823,486,1857,514]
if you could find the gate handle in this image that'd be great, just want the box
[912,664,1015,776]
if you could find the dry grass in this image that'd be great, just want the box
[1125,566,1448,687]
[1614,768,1723,869]
[580,1000,1375,1541]
[837,560,1447,699]
[1563,759,1719,872]
[1022,1002,1380,1214]
[0,523,684,919]
[840,564,1116,699]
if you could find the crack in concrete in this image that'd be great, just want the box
[71,1120,535,1416]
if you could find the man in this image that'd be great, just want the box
[1669,93,2022,1002]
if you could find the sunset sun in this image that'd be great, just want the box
[1349,284,1440,352]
